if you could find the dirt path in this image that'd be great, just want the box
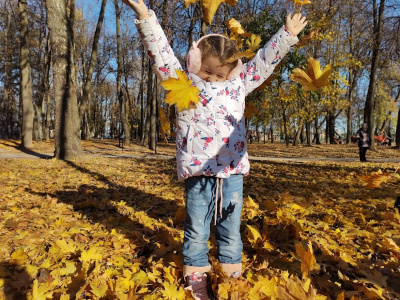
[1,148,400,163]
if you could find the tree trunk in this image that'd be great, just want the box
[293,119,303,146]
[283,109,289,146]
[314,117,321,144]
[18,0,34,149]
[305,121,311,146]
[396,107,400,149]
[41,34,51,141]
[114,0,130,144]
[32,101,41,141]
[79,0,108,139]
[150,77,157,151]
[46,0,83,159]
[364,0,385,151]
[327,112,336,144]
[144,67,153,147]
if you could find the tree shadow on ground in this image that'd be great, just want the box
[25,158,187,298]
[0,262,31,299]
[0,140,53,159]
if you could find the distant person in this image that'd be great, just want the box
[249,133,254,144]
[357,123,371,162]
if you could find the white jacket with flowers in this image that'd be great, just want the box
[135,11,298,180]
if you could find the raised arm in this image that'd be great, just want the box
[243,13,307,95]
[122,0,183,81]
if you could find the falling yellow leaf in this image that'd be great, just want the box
[246,34,262,52]
[227,49,255,63]
[358,169,391,189]
[290,57,332,91]
[161,70,200,111]
[289,0,312,6]
[185,0,238,25]
[227,18,251,37]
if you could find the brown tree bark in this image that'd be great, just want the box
[46,0,83,159]
[114,0,130,144]
[79,0,107,140]
[293,119,303,146]
[396,107,400,149]
[40,30,51,140]
[364,0,385,151]
[18,0,34,148]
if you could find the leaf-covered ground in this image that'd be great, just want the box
[0,141,400,299]
[1,139,399,160]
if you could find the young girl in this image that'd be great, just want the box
[122,1,307,298]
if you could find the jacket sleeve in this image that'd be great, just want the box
[135,10,183,81]
[243,26,299,96]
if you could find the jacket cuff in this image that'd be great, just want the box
[279,25,299,47]
[134,9,157,27]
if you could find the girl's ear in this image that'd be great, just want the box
[227,59,242,80]
[187,41,202,74]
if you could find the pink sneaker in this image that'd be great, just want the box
[184,272,212,300]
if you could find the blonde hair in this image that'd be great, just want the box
[198,35,238,70]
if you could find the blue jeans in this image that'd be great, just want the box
[182,175,243,267]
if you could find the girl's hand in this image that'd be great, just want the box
[121,0,149,20]
[286,13,308,36]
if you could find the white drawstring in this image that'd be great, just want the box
[214,178,224,225]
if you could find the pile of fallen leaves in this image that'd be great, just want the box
[0,148,399,299]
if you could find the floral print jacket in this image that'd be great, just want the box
[135,11,298,180]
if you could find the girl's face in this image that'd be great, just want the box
[197,56,231,82]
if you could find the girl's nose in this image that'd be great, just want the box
[207,75,216,82]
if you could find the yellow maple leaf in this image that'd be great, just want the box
[80,247,103,263]
[247,224,262,244]
[227,18,251,38]
[289,0,312,6]
[160,282,186,300]
[11,248,28,263]
[161,70,200,112]
[90,276,108,298]
[358,169,391,189]
[290,57,332,91]
[55,239,76,254]
[185,0,238,25]
[59,261,76,276]
[227,49,255,63]
[246,34,262,52]
[295,241,317,279]
[31,279,53,300]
